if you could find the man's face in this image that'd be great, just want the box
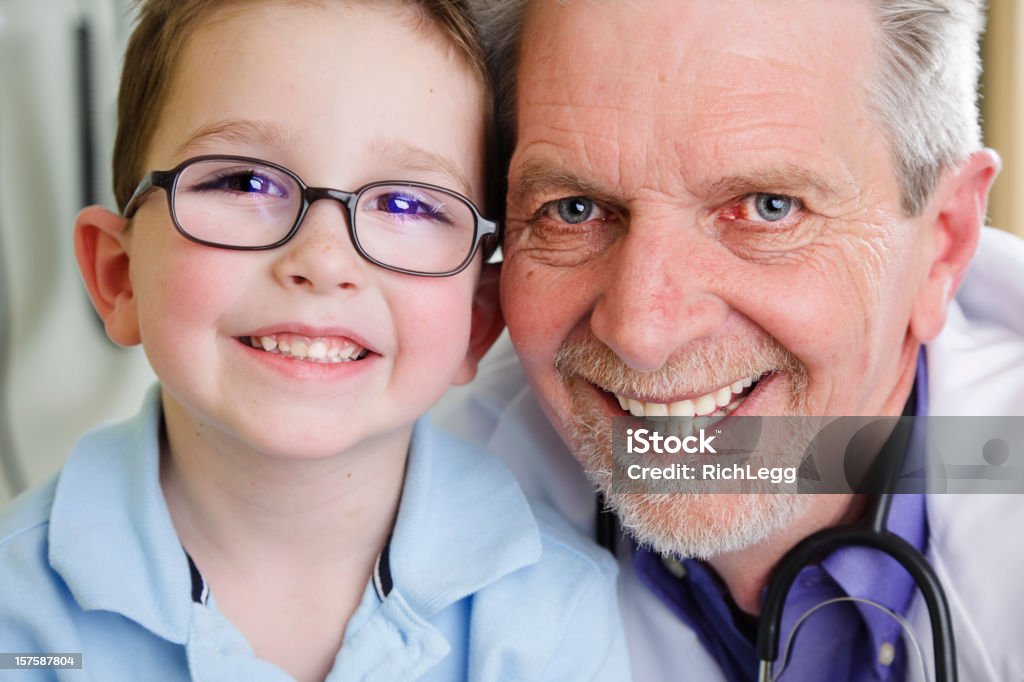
[502,0,937,556]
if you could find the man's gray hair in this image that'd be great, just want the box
[475,0,987,216]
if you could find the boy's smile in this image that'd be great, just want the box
[79,1,494,462]
[239,331,369,365]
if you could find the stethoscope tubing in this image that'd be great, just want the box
[755,514,957,681]
[595,493,956,681]
[597,389,956,679]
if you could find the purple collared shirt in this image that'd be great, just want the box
[633,351,930,681]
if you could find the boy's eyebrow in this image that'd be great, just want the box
[173,124,474,196]
[174,119,296,158]
[370,138,473,196]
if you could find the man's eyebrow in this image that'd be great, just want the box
[174,119,296,158]
[370,138,473,196]
[697,164,852,200]
[512,160,852,205]
[511,160,611,200]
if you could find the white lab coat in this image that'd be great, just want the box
[433,227,1024,681]
[907,227,1024,681]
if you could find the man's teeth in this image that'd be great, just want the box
[614,376,757,419]
[246,333,367,364]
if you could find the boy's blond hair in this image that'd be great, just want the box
[112,0,492,214]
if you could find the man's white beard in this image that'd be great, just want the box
[568,405,812,559]
[555,333,813,560]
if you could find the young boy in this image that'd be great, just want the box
[0,1,629,680]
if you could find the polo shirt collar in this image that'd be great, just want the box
[386,415,542,618]
[46,386,543,648]
[48,384,192,643]
[331,417,543,679]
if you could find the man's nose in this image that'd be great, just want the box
[271,200,367,293]
[590,223,728,371]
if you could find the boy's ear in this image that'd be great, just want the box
[910,149,999,342]
[453,262,505,385]
[74,205,141,346]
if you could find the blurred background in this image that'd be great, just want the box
[0,0,1021,504]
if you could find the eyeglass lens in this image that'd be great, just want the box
[172,158,478,274]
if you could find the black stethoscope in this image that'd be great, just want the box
[595,395,959,681]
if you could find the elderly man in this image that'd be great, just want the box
[439,0,1024,679]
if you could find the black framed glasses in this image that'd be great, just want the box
[122,155,499,277]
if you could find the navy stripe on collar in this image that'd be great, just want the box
[186,544,391,606]
[186,552,208,605]
[372,535,394,601]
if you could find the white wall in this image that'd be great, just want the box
[0,0,154,504]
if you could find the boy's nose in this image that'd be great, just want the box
[272,201,367,293]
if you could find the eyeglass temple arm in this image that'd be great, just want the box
[479,217,501,260]
[122,170,174,218]
[756,524,957,682]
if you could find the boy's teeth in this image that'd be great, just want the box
[308,341,327,360]
[613,375,759,419]
[247,333,367,364]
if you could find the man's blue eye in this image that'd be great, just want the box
[556,197,595,224]
[753,194,794,221]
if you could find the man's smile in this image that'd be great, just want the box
[611,374,760,418]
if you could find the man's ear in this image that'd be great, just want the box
[910,149,1000,342]
[74,205,141,346]
[453,262,505,385]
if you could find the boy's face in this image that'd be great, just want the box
[79,2,494,459]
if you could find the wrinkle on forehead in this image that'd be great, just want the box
[516,0,882,206]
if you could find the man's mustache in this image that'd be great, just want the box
[553,331,808,404]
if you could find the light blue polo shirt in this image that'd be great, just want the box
[0,387,629,680]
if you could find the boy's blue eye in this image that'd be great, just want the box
[383,194,427,215]
[236,174,269,194]
[200,170,290,198]
[372,192,453,225]
[227,172,285,197]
